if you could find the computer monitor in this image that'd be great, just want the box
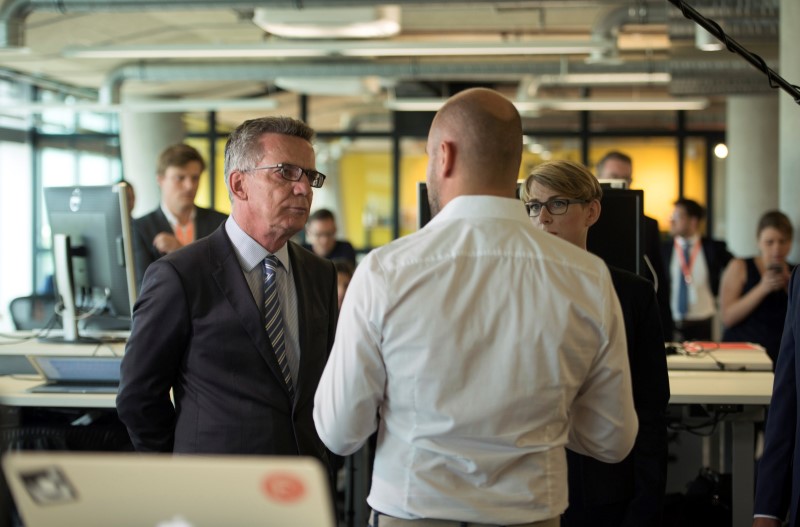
[42,183,137,343]
[587,188,645,275]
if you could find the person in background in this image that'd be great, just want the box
[596,150,673,340]
[752,265,800,526]
[132,143,227,289]
[721,210,793,367]
[304,208,356,267]
[662,198,732,341]
[333,259,354,311]
[117,116,338,459]
[314,88,636,527]
[523,159,669,527]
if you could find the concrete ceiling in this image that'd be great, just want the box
[0,1,781,131]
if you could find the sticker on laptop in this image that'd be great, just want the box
[262,473,306,503]
[18,466,78,505]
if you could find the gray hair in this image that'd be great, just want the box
[223,116,315,197]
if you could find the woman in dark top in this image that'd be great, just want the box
[721,210,793,367]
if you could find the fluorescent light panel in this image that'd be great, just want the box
[386,97,709,112]
[2,98,278,114]
[63,40,604,59]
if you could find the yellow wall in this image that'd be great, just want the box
[340,153,393,248]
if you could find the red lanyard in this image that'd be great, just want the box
[675,238,701,284]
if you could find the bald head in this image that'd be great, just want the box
[429,88,522,194]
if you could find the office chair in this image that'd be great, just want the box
[8,295,60,330]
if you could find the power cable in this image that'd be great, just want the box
[666,0,800,104]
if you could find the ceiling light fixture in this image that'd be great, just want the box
[253,6,401,39]
[385,97,709,112]
[62,40,606,60]
[1,98,278,115]
[695,26,724,51]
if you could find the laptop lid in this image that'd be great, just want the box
[2,452,336,527]
[666,342,773,371]
[26,355,122,392]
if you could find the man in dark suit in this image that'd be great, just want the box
[117,116,338,460]
[523,159,669,527]
[662,198,732,341]
[132,143,227,289]
[753,266,800,526]
[596,150,673,340]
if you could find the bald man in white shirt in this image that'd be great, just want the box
[314,88,637,527]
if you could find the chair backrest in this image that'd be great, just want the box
[8,295,59,330]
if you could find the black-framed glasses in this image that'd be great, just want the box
[248,163,326,188]
[525,198,589,217]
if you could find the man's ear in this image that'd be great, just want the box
[229,170,247,201]
[439,140,456,180]
[585,199,601,228]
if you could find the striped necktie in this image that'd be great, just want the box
[263,255,294,398]
[677,241,691,319]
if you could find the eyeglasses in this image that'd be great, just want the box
[248,163,326,188]
[525,198,589,217]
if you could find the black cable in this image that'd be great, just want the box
[666,0,800,105]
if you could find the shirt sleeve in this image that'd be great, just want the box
[567,266,639,463]
[314,252,388,456]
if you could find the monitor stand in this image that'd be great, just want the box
[38,233,99,344]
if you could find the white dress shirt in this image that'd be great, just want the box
[670,234,716,322]
[224,216,301,384]
[314,195,637,525]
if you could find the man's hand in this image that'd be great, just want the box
[153,232,183,254]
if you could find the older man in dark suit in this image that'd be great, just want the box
[117,117,338,460]
[132,143,227,290]
[753,266,800,526]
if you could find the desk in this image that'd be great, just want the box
[668,369,773,527]
[0,332,126,357]
[0,376,117,408]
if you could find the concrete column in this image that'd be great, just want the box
[119,103,184,218]
[780,0,800,261]
[724,95,779,257]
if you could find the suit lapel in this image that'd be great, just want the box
[209,228,292,397]
[288,243,313,403]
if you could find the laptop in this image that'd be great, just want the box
[2,452,336,527]
[666,342,773,372]
[26,355,122,394]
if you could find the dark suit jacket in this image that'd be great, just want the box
[132,206,228,290]
[642,215,673,339]
[117,226,338,460]
[564,266,670,527]
[661,236,733,302]
[754,267,800,525]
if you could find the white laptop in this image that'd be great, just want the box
[666,342,773,372]
[2,452,336,527]
[26,355,122,394]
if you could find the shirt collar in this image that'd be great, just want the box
[161,203,196,227]
[225,216,290,272]
[427,195,530,227]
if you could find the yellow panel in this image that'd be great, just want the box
[590,138,683,234]
[339,152,392,249]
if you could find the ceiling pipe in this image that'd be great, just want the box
[589,3,669,62]
[0,0,516,48]
[99,57,757,104]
